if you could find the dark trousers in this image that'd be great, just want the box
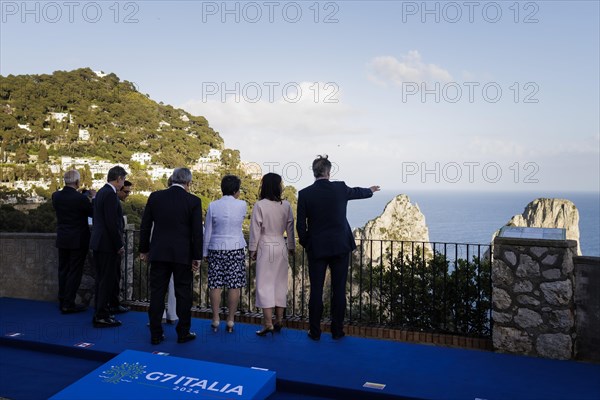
[93,251,120,320]
[108,259,123,308]
[308,252,350,337]
[148,261,193,338]
[58,247,88,308]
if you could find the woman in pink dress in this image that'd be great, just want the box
[249,173,295,336]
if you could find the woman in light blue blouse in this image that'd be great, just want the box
[203,175,247,333]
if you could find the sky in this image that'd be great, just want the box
[1,0,599,192]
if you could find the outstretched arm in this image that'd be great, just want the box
[346,184,380,200]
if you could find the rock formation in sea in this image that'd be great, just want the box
[495,198,581,255]
[354,194,430,264]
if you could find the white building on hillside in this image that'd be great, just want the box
[148,165,173,180]
[78,129,90,141]
[48,112,69,122]
[192,149,222,173]
[131,152,152,165]
[208,149,221,160]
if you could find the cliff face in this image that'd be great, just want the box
[500,198,581,255]
[354,194,430,263]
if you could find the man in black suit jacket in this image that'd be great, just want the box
[90,165,128,328]
[139,167,203,345]
[52,170,93,313]
[297,155,379,340]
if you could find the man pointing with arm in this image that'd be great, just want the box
[297,155,380,341]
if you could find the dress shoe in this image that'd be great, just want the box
[109,305,129,314]
[177,332,197,343]
[93,317,122,328]
[273,322,283,333]
[151,334,165,345]
[332,332,346,340]
[61,304,87,314]
[256,326,274,337]
[307,331,320,341]
[211,320,220,332]
[226,321,234,333]
[166,319,178,325]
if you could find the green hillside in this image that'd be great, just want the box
[0,67,223,166]
[0,68,298,232]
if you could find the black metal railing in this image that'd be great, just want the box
[122,230,492,338]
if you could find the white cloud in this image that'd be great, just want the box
[180,82,374,188]
[367,51,453,86]
[467,137,527,158]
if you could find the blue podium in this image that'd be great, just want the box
[50,350,276,399]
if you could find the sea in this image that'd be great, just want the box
[347,190,600,257]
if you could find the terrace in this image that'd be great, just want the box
[1,231,599,399]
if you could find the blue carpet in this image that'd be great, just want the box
[1,297,599,399]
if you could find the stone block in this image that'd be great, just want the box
[514,308,542,329]
[516,255,540,278]
[541,281,573,306]
[513,280,533,293]
[505,251,517,267]
[549,309,574,331]
[493,326,532,353]
[542,254,558,266]
[531,247,547,258]
[492,261,514,287]
[536,334,572,360]
[542,269,562,280]
[492,311,513,324]
[493,288,512,310]
[517,295,540,307]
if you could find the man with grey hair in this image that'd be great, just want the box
[52,169,93,313]
[140,167,203,345]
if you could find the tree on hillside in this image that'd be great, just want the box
[38,145,48,163]
[15,147,28,164]
[220,149,240,170]
[0,205,27,231]
[79,164,92,188]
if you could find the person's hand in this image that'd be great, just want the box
[192,260,201,272]
[249,251,257,261]
[370,185,381,193]
[140,252,148,262]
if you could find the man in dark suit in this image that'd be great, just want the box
[52,170,93,313]
[90,165,128,328]
[139,167,203,345]
[297,155,380,340]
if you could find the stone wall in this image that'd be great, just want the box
[0,231,134,307]
[574,256,600,362]
[492,237,578,360]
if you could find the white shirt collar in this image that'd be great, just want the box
[108,183,117,193]
[171,183,186,190]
